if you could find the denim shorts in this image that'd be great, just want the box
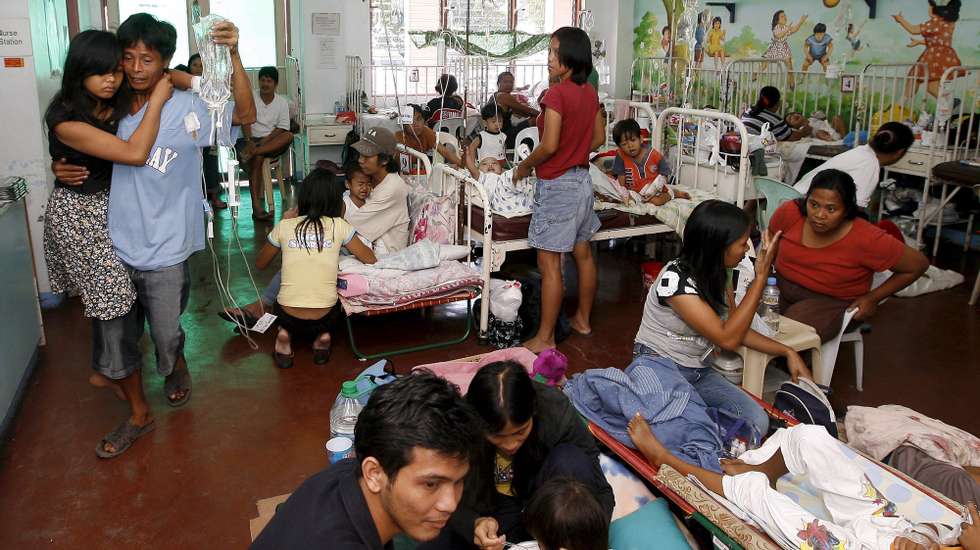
[528,167,600,253]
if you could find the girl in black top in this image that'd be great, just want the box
[43,30,172,395]
[421,361,613,549]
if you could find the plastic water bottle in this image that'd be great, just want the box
[330,381,363,441]
[759,276,780,334]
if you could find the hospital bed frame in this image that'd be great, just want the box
[437,164,673,341]
[653,107,754,206]
[342,145,479,361]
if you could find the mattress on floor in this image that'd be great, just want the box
[467,205,631,242]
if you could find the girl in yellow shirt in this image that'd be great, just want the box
[706,17,726,69]
[256,169,376,368]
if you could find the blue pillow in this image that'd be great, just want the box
[608,499,690,550]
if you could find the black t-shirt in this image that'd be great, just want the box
[424,96,464,126]
[250,458,392,550]
[46,101,116,195]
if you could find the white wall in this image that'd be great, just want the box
[0,0,67,294]
[299,0,370,115]
[585,0,635,99]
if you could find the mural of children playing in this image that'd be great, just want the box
[762,10,808,87]
[893,0,963,97]
[705,17,726,70]
[846,21,866,53]
[802,23,833,73]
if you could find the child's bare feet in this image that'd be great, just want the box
[89,373,126,401]
[627,412,669,466]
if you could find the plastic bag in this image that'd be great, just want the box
[746,122,778,155]
[489,279,522,322]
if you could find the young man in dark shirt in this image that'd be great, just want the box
[251,373,483,549]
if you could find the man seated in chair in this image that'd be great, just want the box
[236,66,293,222]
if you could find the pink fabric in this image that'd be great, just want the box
[531,348,567,387]
[337,274,369,297]
[412,347,538,395]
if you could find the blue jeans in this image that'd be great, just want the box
[93,261,191,380]
[528,167,600,253]
[261,270,282,305]
[634,343,770,437]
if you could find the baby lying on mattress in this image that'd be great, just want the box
[464,150,535,218]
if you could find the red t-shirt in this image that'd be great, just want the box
[769,201,905,301]
[534,79,599,180]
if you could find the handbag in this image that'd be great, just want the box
[773,378,838,437]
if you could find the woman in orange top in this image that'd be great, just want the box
[769,169,927,340]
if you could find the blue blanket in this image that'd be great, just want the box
[564,355,724,473]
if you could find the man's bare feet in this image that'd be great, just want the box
[523,336,556,354]
[627,412,669,467]
[89,373,126,401]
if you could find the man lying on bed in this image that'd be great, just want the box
[627,419,971,550]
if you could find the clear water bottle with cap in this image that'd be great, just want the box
[759,276,780,334]
[330,381,363,441]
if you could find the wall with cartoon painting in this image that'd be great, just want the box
[633,0,978,89]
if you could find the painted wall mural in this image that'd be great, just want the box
[633,0,979,85]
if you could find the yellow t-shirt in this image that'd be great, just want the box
[494,451,515,497]
[269,216,355,309]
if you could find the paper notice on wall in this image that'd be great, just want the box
[312,13,340,36]
[317,37,338,69]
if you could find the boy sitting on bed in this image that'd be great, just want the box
[612,119,689,205]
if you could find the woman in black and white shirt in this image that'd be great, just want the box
[634,200,812,438]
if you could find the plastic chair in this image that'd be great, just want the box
[260,155,285,215]
[817,308,865,391]
[754,176,803,231]
[433,131,459,164]
[512,126,539,165]
[738,315,824,398]
[434,117,464,140]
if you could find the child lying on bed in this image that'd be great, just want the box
[611,118,690,205]
[628,418,969,550]
[464,147,534,216]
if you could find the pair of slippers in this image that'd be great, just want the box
[95,367,191,459]
[274,345,331,369]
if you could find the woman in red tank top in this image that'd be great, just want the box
[512,27,606,353]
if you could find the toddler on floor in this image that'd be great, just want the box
[256,169,376,369]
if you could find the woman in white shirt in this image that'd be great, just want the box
[793,122,914,209]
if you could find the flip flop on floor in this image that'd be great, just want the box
[164,367,192,407]
[95,418,156,459]
[218,308,259,329]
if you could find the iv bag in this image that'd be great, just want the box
[192,14,233,146]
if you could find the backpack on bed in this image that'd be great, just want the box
[773,378,838,437]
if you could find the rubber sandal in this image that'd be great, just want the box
[218,308,259,330]
[95,419,156,459]
[164,367,192,408]
[312,345,332,365]
[274,351,294,369]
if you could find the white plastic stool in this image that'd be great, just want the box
[817,309,865,391]
[738,315,824,398]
